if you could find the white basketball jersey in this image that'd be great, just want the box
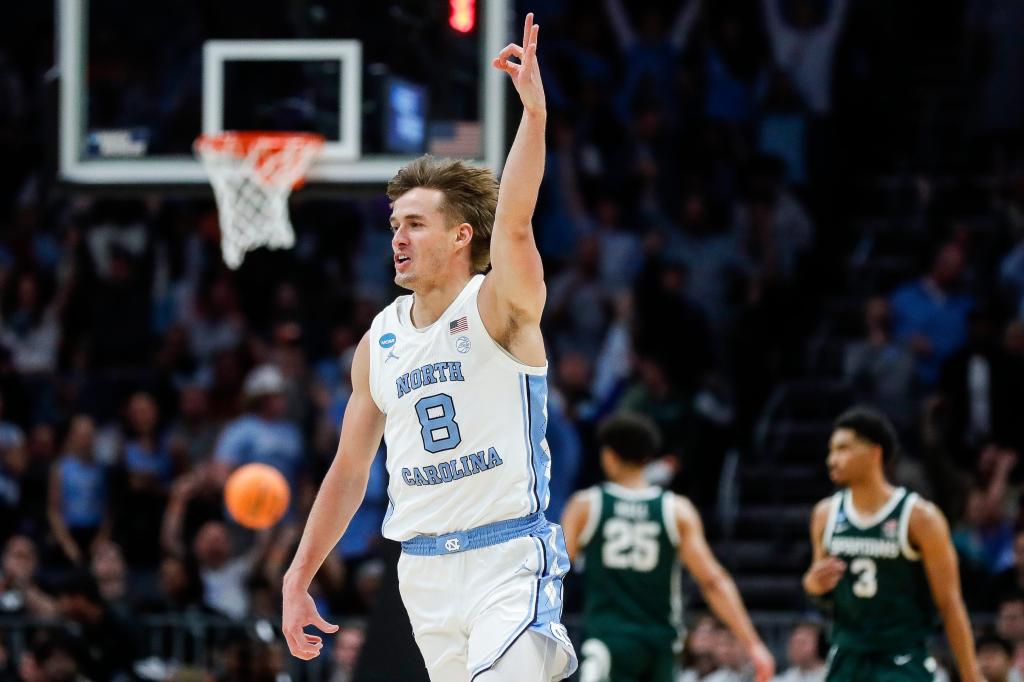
[368,275,551,541]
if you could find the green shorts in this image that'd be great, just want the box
[580,632,675,682]
[825,645,937,682]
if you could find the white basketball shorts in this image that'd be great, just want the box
[397,520,578,681]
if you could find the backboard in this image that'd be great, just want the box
[59,0,509,185]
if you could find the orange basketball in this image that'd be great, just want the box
[224,463,291,529]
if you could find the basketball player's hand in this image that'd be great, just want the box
[804,556,846,595]
[281,588,338,660]
[493,12,545,114]
[747,641,775,682]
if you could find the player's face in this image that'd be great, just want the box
[390,188,457,290]
[826,428,877,485]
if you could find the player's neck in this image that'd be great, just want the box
[847,477,897,516]
[410,273,474,328]
[610,470,649,489]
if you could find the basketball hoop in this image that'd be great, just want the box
[194,131,325,269]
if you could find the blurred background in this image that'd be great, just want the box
[2,0,1024,680]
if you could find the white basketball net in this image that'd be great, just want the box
[195,133,324,269]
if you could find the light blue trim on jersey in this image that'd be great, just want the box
[526,374,550,513]
[400,512,546,556]
[468,523,579,681]
[469,537,544,680]
[527,524,578,679]
[382,488,396,529]
[519,374,539,513]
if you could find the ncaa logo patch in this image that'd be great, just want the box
[455,335,471,354]
[379,333,396,348]
[883,519,898,539]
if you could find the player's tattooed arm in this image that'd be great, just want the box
[803,497,845,597]
[910,500,983,682]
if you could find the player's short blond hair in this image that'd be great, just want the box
[386,155,498,274]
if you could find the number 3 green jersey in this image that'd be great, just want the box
[580,483,682,643]
[823,487,938,653]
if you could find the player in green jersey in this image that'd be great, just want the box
[561,413,774,682]
[804,406,982,682]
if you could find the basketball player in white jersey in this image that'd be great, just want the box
[282,13,577,681]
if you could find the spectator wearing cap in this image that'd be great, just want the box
[212,364,308,510]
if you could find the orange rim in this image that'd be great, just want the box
[194,131,325,188]
[194,131,325,154]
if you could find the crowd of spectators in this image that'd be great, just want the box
[0,0,1023,679]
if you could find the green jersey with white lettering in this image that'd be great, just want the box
[580,483,682,643]
[823,487,938,653]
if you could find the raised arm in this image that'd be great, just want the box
[760,0,789,65]
[910,500,982,682]
[602,0,636,52]
[822,0,850,41]
[480,13,547,360]
[282,331,385,660]
[669,0,703,52]
[676,496,775,682]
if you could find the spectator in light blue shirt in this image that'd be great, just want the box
[890,242,974,389]
[213,364,306,507]
[48,416,109,566]
[122,392,172,486]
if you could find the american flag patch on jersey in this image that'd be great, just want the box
[449,316,468,334]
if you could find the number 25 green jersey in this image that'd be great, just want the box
[580,483,682,644]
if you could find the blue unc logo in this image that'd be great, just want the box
[379,333,396,348]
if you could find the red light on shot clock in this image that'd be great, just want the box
[450,0,476,33]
